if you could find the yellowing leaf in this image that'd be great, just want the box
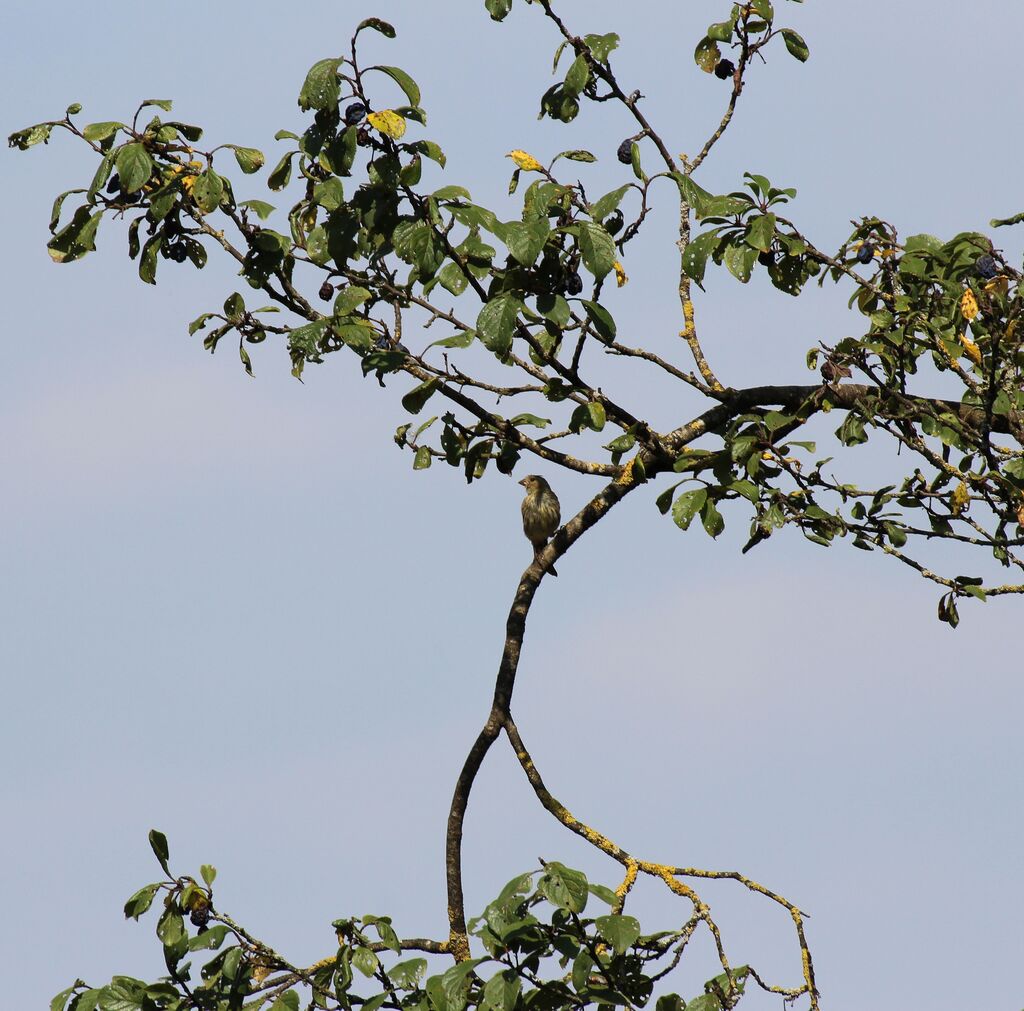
[951,480,970,516]
[1006,320,1019,341]
[367,109,406,139]
[958,331,982,366]
[613,261,628,287]
[507,149,543,172]
[960,287,979,321]
[984,275,1008,297]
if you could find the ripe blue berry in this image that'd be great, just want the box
[616,140,633,165]
[344,102,367,127]
[976,254,998,279]
[856,242,875,265]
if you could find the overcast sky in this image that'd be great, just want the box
[3,3,1023,1010]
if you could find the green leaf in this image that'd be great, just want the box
[200,864,217,887]
[724,242,756,282]
[556,149,596,164]
[577,221,616,279]
[584,32,620,63]
[322,126,358,176]
[498,217,550,266]
[299,57,342,112]
[82,121,124,144]
[707,20,734,42]
[730,479,759,502]
[685,996,721,1011]
[49,188,85,232]
[485,0,513,21]
[407,139,447,168]
[123,883,160,920]
[148,829,170,875]
[357,17,396,37]
[332,285,371,315]
[563,54,590,98]
[745,213,776,252]
[675,173,713,216]
[440,960,487,1011]
[240,199,275,220]
[482,972,521,1011]
[604,431,636,454]
[230,145,265,174]
[537,862,588,912]
[391,958,428,989]
[156,906,185,947]
[71,989,102,1011]
[595,914,641,955]
[8,122,54,150]
[402,378,441,415]
[672,488,707,530]
[115,143,153,194]
[750,0,774,19]
[188,925,229,951]
[438,262,469,295]
[681,230,719,284]
[700,498,725,537]
[589,184,630,222]
[510,413,551,429]
[433,184,472,202]
[414,445,433,470]
[306,225,330,265]
[694,37,720,73]
[370,65,421,106]
[191,169,224,214]
[51,985,79,1011]
[588,883,620,906]
[476,293,523,356]
[780,28,809,61]
[581,300,616,340]
[586,401,606,430]
[352,946,379,977]
[428,329,475,351]
[393,219,445,276]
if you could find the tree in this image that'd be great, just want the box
[11,2,1024,1010]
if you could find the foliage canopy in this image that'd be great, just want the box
[14,2,1024,1010]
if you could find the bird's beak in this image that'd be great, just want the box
[518,478,528,487]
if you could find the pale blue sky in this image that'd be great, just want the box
[3,3,1023,1010]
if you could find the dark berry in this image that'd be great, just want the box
[565,272,583,296]
[616,139,633,165]
[356,126,372,147]
[758,250,774,267]
[603,210,624,236]
[318,280,334,301]
[856,242,875,265]
[714,59,735,80]
[168,243,187,263]
[190,904,210,928]
[375,335,390,350]
[344,102,367,127]
[976,254,998,279]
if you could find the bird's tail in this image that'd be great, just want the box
[534,547,558,577]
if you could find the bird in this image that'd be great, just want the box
[519,475,561,576]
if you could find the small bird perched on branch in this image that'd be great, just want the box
[519,475,561,576]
